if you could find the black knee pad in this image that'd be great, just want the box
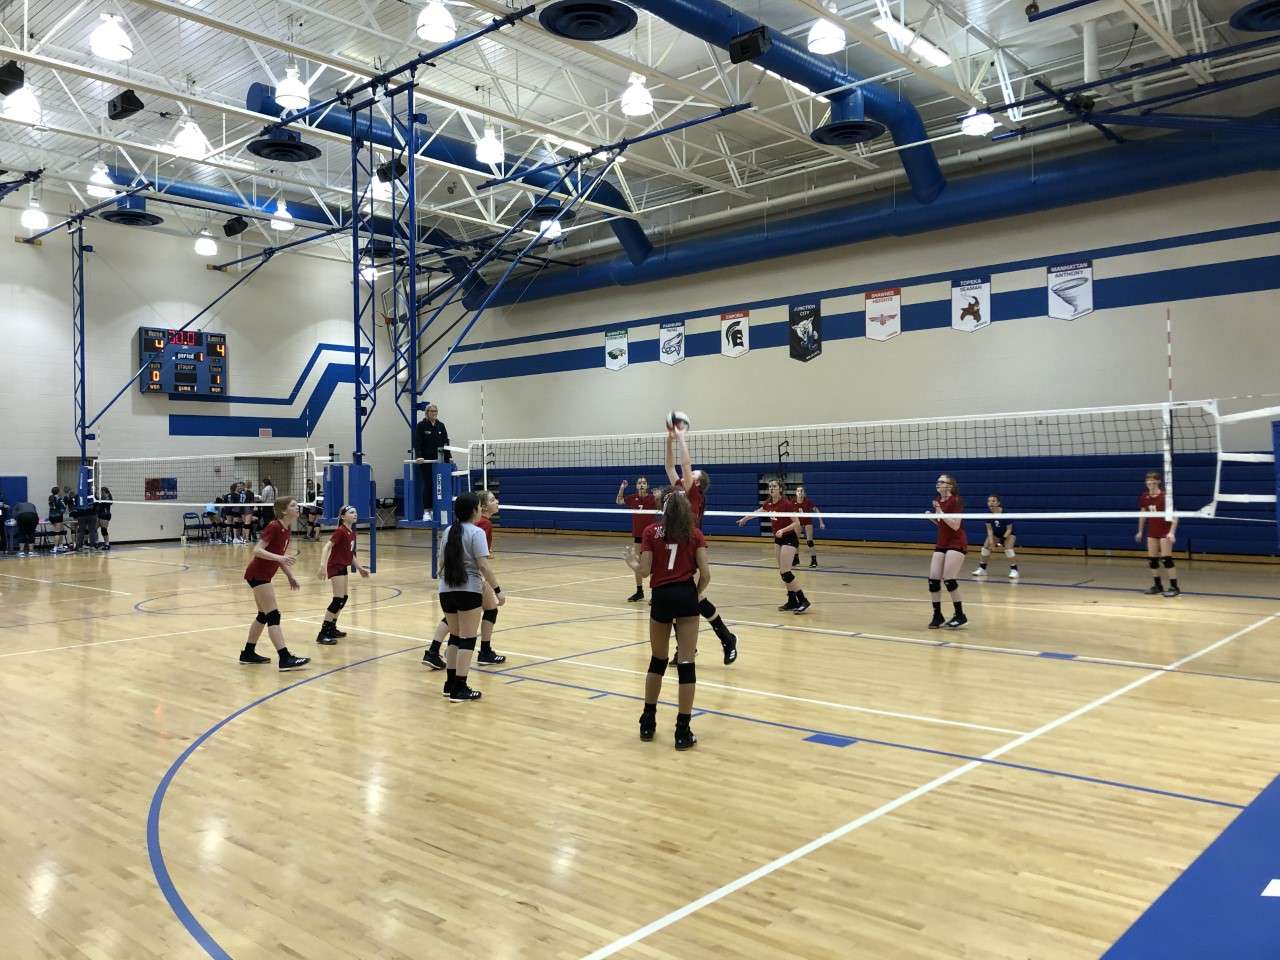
[676,661,696,685]
[944,579,959,593]
[440,617,448,626]
[447,634,460,647]
[338,594,348,610]
[648,656,669,676]
[928,578,941,593]
[781,570,796,584]
[265,609,281,627]
[806,540,814,548]
[1162,557,1175,569]
[1148,557,1160,569]
[326,596,344,614]
[698,598,717,618]
[455,636,477,651]
[482,607,498,624]
[255,611,269,624]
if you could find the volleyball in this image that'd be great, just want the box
[666,410,691,431]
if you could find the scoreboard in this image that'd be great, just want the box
[137,327,227,397]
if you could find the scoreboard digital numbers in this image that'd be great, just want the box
[137,328,228,397]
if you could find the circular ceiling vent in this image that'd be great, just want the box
[811,118,886,146]
[247,127,321,163]
[539,0,637,41]
[1230,0,1280,31]
[99,195,163,227]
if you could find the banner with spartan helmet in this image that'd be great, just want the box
[720,310,750,357]
[604,328,628,371]
[864,287,901,342]
[659,319,685,365]
[1047,260,1093,320]
[951,275,991,333]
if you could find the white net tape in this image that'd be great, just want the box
[95,447,321,508]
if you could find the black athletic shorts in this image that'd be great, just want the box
[774,531,800,549]
[246,578,270,588]
[650,580,698,624]
[633,536,643,544]
[440,590,483,613]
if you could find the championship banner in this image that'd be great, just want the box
[864,287,901,342]
[1047,260,1093,320]
[659,319,685,365]
[721,310,750,358]
[951,275,991,333]
[604,328,628,371]
[788,302,822,362]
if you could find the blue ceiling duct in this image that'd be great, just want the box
[245,82,653,266]
[627,0,945,205]
[476,129,1280,307]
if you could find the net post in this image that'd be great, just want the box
[1273,420,1280,548]
[1162,403,1174,522]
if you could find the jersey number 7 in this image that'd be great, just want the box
[667,543,679,570]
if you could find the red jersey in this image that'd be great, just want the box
[623,493,658,538]
[933,495,968,552]
[1140,490,1172,538]
[244,520,291,582]
[475,515,494,550]
[795,497,818,516]
[641,523,707,588]
[762,498,799,536]
[677,481,706,529]
[327,524,356,575]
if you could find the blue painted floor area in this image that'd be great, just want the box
[1104,774,1280,959]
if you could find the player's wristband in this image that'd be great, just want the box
[493,585,502,594]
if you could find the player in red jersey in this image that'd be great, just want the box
[422,489,507,669]
[624,491,710,750]
[315,505,369,645]
[927,474,968,629]
[1136,470,1180,597]
[665,424,737,663]
[792,484,825,568]
[238,496,310,670]
[617,476,658,602]
[737,479,812,613]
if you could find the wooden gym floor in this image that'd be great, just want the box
[1,529,1278,959]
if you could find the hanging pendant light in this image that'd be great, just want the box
[274,64,310,112]
[194,229,218,257]
[416,0,457,43]
[960,107,996,137]
[619,73,652,117]
[540,218,563,241]
[2,85,41,125]
[475,124,503,165]
[270,198,294,232]
[172,118,210,158]
[21,189,48,231]
[86,162,118,199]
[806,3,845,55]
[89,14,134,62]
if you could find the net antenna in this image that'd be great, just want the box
[472,400,1279,522]
[95,447,321,508]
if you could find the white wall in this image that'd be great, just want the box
[424,172,1280,455]
[0,201,414,542]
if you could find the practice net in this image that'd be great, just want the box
[94,447,321,508]
[470,400,1279,553]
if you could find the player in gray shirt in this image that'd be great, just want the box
[437,492,502,703]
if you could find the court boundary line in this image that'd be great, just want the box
[578,611,1279,959]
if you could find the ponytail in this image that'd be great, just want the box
[441,492,480,587]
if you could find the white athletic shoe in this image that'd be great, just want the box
[972,567,987,576]
[1008,569,1020,579]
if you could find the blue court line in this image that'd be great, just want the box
[806,733,859,747]
[148,615,1249,960]
[587,691,610,700]
[1103,774,1280,959]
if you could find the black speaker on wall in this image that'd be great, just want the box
[0,60,23,98]
[728,26,771,64]
[107,89,145,121]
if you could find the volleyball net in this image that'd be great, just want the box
[469,400,1279,551]
[94,447,322,508]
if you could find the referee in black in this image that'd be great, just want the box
[413,403,452,518]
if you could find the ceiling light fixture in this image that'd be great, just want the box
[21,191,48,231]
[172,118,210,158]
[806,3,845,55]
[2,84,41,124]
[416,0,457,43]
[960,107,996,136]
[274,63,310,112]
[619,73,653,116]
[89,14,134,62]
[475,124,503,165]
[872,16,951,68]
[270,198,294,232]
[194,228,218,257]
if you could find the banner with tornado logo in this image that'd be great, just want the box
[1047,261,1093,320]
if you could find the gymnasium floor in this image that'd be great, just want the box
[2,529,1278,959]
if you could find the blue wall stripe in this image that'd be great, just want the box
[449,254,1280,383]
[454,218,1280,354]
[1103,773,1280,959]
[168,363,364,437]
[166,342,358,406]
